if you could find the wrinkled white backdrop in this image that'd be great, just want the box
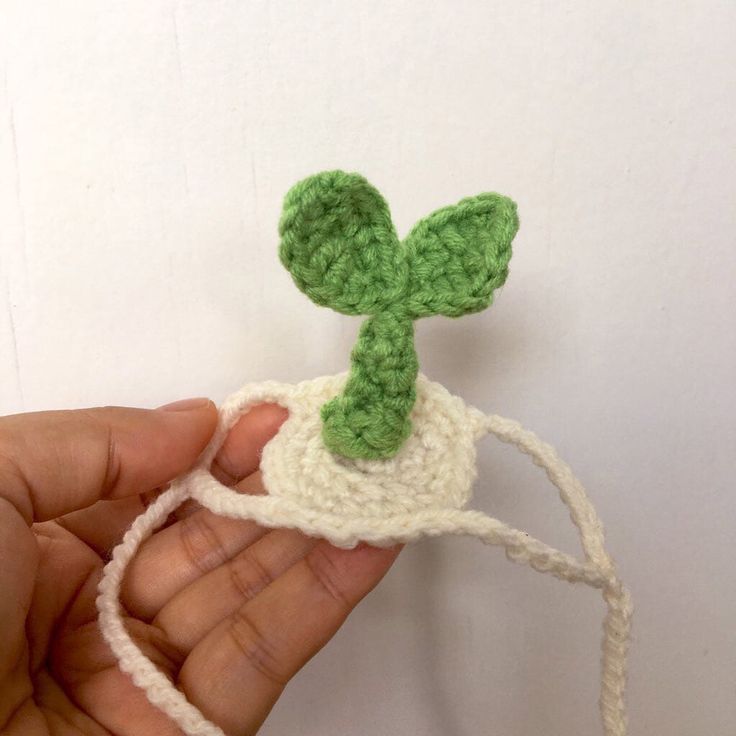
[1,2,734,734]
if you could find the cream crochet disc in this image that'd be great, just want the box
[97,374,632,736]
[188,373,486,547]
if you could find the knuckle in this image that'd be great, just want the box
[76,409,122,499]
[228,549,275,604]
[304,546,351,610]
[227,608,288,687]
[100,417,122,497]
[179,512,229,575]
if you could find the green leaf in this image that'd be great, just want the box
[402,192,518,318]
[279,170,406,315]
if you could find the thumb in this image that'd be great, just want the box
[0,398,217,524]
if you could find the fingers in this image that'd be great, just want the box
[0,399,217,523]
[179,542,401,736]
[54,491,161,557]
[153,528,317,655]
[121,508,268,620]
[121,404,288,619]
[212,403,288,484]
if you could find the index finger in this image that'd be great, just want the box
[0,399,217,524]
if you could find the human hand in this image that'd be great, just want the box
[0,399,400,735]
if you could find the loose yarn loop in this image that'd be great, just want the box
[97,375,631,736]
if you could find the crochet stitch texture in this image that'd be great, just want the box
[96,172,632,736]
[279,170,518,459]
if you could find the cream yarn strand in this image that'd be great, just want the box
[97,400,631,736]
[483,414,632,736]
[97,481,228,736]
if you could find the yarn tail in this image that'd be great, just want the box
[321,309,418,459]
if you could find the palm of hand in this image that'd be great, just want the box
[1,402,399,736]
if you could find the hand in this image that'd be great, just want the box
[0,399,400,735]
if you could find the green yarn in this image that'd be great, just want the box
[278,170,405,315]
[320,309,418,459]
[279,170,518,460]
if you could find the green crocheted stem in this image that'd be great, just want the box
[320,309,418,459]
[279,170,519,461]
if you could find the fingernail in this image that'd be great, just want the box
[157,397,211,412]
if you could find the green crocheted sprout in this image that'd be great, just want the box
[279,170,518,460]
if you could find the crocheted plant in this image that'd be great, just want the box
[98,172,632,736]
[279,170,519,460]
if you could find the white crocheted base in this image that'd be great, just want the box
[97,374,632,736]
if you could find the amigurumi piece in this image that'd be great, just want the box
[279,170,518,459]
[97,171,632,736]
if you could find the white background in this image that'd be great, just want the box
[1,2,735,734]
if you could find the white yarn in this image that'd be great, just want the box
[97,374,632,736]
